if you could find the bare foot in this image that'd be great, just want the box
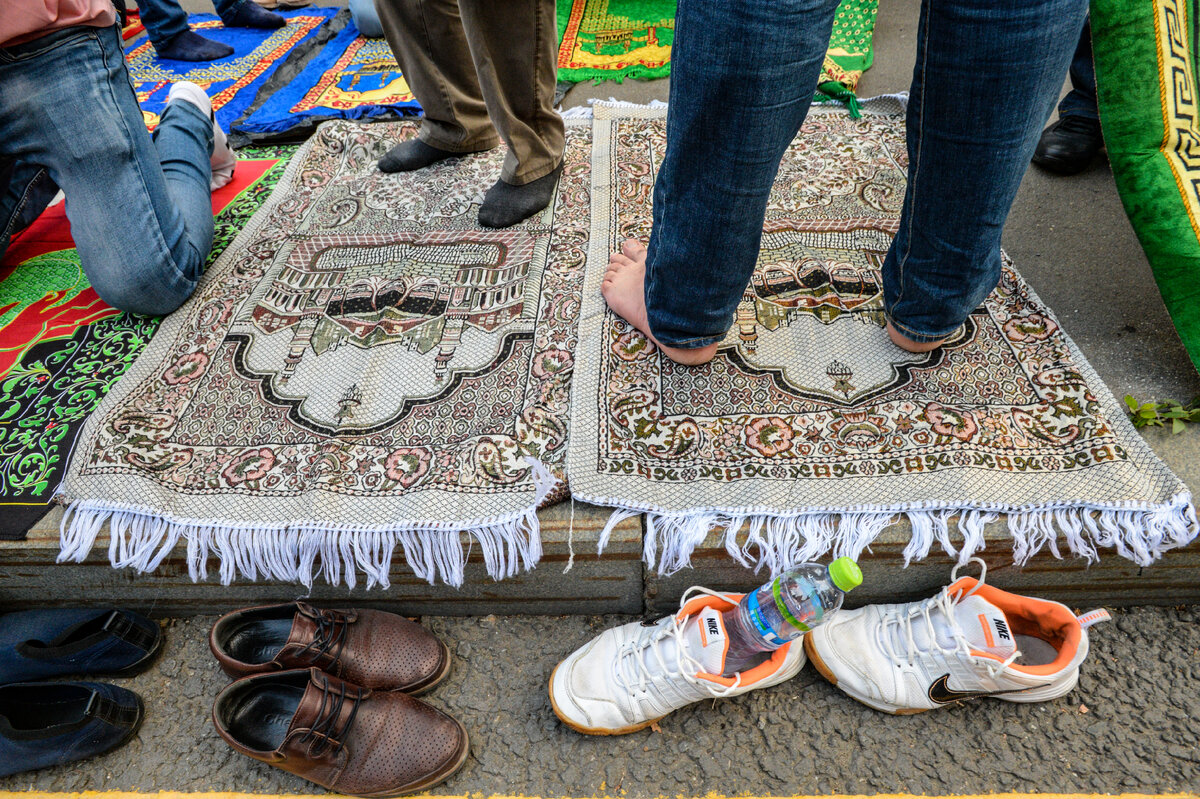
[887,320,945,353]
[601,239,719,366]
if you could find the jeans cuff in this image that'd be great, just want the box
[648,327,724,350]
[885,313,957,344]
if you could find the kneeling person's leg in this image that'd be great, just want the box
[48,27,215,315]
[0,160,59,257]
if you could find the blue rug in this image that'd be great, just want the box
[233,12,422,142]
[125,8,339,132]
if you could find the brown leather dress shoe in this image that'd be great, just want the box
[213,668,469,797]
[210,603,450,693]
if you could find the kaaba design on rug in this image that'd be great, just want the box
[568,101,1196,575]
[59,122,591,587]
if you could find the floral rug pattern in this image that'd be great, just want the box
[59,121,592,587]
[568,100,1194,573]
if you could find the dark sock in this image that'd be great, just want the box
[377,139,467,173]
[478,162,564,228]
[220,1,286,29]
[156,30,234,61]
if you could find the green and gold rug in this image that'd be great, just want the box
[569,99,1196,573]
[1093,0,1200,374]
[555,0,878,110]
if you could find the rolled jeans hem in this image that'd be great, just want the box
[885,312,957,344]
[646,328,724,350]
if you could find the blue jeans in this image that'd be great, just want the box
[646,0,1090,347]
[1057,17,1097,121]
[136,0,250,48]
[0,24,214,316]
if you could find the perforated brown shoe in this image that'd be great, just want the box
[210,603,449,693]
[213,668,469,797]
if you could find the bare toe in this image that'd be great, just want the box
[621,238,647,259]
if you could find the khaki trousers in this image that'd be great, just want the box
[375,0,565,185]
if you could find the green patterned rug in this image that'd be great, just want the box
[1093,0,1200,374]
[0,147,295,540]
[555,0,878,111]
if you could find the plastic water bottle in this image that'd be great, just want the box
[721,557,863,676]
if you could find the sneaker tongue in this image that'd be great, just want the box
[681,606,730,675]
[952,594,1017,659]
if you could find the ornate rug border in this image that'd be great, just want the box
[54,118,593,588]
[565,98,1196,574]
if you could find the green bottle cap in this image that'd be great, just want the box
[828,557,862,592]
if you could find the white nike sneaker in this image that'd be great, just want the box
[550,587,806,735]
[805,558,1110,714]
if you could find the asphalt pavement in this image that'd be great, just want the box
[1,607,1198,795]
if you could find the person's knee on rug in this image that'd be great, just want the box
[0,0,234,320]
[81,82,233,317]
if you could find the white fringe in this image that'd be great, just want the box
[57,458,558,590]
[564,94,908,120]
[592,497,1198,577]
[559,98,669,120]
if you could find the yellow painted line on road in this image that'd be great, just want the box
[1,793,1197,799]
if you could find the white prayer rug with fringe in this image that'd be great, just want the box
[57,118,592,588]
[568,99,1197,574]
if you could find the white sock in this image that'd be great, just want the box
[166,81,212,117]
[166,81,236,190]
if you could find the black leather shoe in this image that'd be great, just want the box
[1032,116,1103,175]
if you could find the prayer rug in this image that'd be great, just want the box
[0,152,293,541]
[125,8,338,131]
[555,0,675,83]
[554,0,878,107]
[1092,0,1200,374]
[57,120,592,588]
[568,99,1197,574]
[816,0,879,116]
[232,11,421,145]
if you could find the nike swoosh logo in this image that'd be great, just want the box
[926,674,1048,705]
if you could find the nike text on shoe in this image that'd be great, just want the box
[549,587,806,735]
[804,557,1109,714]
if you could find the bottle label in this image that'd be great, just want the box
[745,590,790,647]
[772,576,823,632]
[772,578,810,632]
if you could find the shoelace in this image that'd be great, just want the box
[298,673,363,757]
[293,604,350,667]
[613,586,744,700]
[880,557,1022,679]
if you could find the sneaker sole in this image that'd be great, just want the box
[548,662,665,736]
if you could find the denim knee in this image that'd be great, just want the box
[85,251,200,316]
